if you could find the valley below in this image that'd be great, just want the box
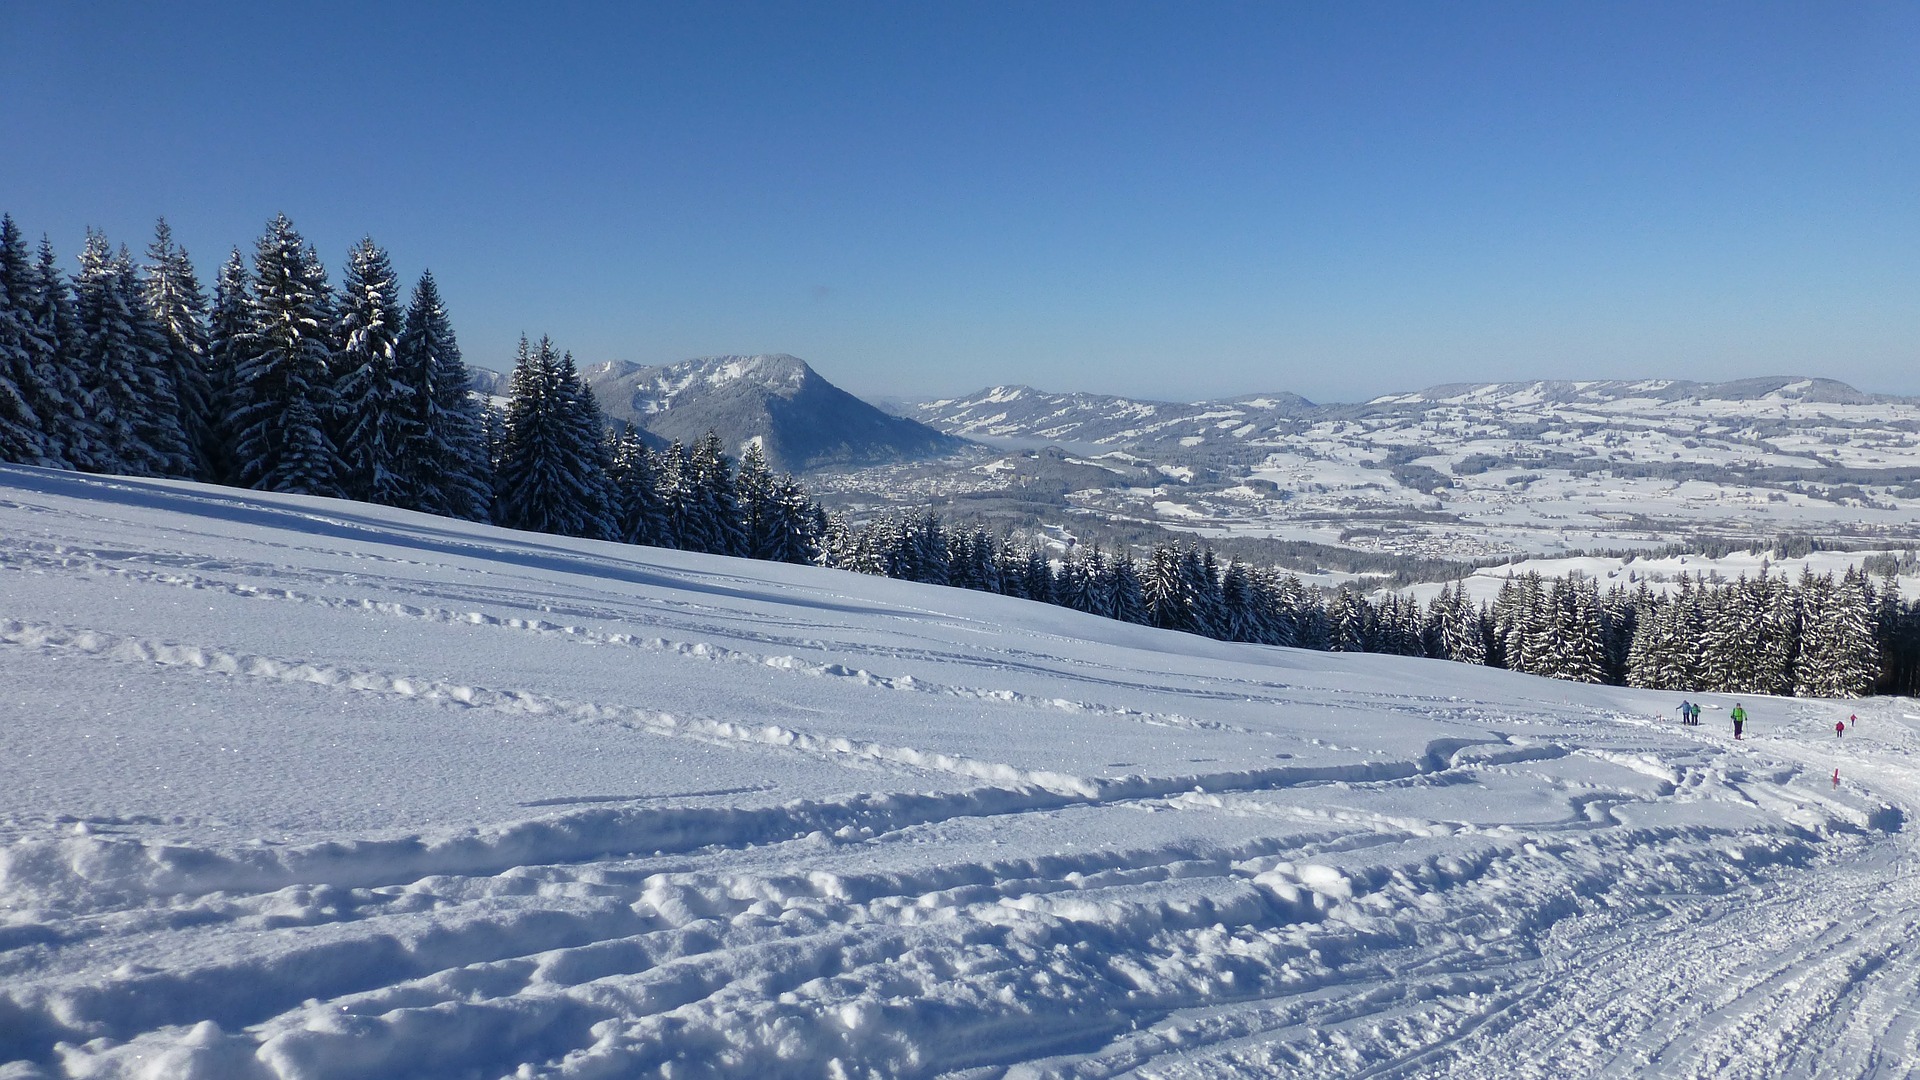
[808,376,1920,580]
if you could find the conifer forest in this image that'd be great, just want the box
[3,211,1916,700]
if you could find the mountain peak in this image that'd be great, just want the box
[582,354,964,470]
[686,353,814,391]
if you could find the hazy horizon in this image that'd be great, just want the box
[484,352,1913,410]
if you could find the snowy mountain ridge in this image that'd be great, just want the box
[584,352,964,471]
[910,375,1899,447]
[590,353,813,414]
[907,383,1318,445]
[470,353,960,472]
[1367,375,1887,408]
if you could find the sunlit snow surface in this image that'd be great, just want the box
[1,464,1915,1079]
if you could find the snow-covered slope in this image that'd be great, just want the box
[3,465,1917,1079]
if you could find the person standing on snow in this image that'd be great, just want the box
[1731,702,1747,740]
[1677,699,1692,724]
[1691,702,1703,726]
[1837,719,1846,737]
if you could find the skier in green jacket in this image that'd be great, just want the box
[1731,702,1747,740]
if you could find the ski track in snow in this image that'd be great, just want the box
[1,466,1917,1079]
[0,536,1286,732]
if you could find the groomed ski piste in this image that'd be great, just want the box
[2,464,1917,1080]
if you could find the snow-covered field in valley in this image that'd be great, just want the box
[871,378,1920,565]
[5,464,1920,1079]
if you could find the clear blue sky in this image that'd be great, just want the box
[5,2,1916,403]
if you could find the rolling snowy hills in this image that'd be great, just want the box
[838,376,1920,569]
[4,465,1919,1078]
[901,384,1319,446]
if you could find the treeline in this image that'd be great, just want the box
[0,211,828,559]
[0,212,490,516]
[5,210,1917,700]
[815,510,1917,698]
[489,335,824,561]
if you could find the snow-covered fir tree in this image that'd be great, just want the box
[73,231,193,477]
[1695,577,1742,692]
[559,351,614,536]
[1217,560,1255,642]
[1143,544,1195,632]
[1624,588,1666,689]
[1189,549,1224,639]
[983,526,1013,591]
[1106,550,1147,624]
[1797,569,1880,698]
[1271,573,1312,649]
[1018,544,1054,604]
[1290,588,1332,651]
[1326,588,1369,652]
[204,249,252,485]
[1599,584,1638,685]
[1236,568,1280,646]
[902,511,952,586]
[1756,575,1800,695]
[684,431,747,557]
[494,336,612,539]
[140,219,215,480]
[1060,545,1105,615]
[1244,567,1290,646]
[22,237,94,469]
[850,517,897,577]
[763,474,822,564]
[0,216,48,465]
[944,528,985,591]
[392,270,490,521]
[1874,571,1920,695]
[997,536,1035,600]
[817,512,857,572]
[657,440,696,549]
[608,427,668,546]
[671,435,726,555]
[1427,583,1486,665]
[1542,575,1605,684]
[947,527,993,594]
[735,442,777,559]
[1375,594,1426,657]
[1493,573,1550,674]
[231,215,342,496]
[1658,579,1705,690]
[331,237,408,505]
